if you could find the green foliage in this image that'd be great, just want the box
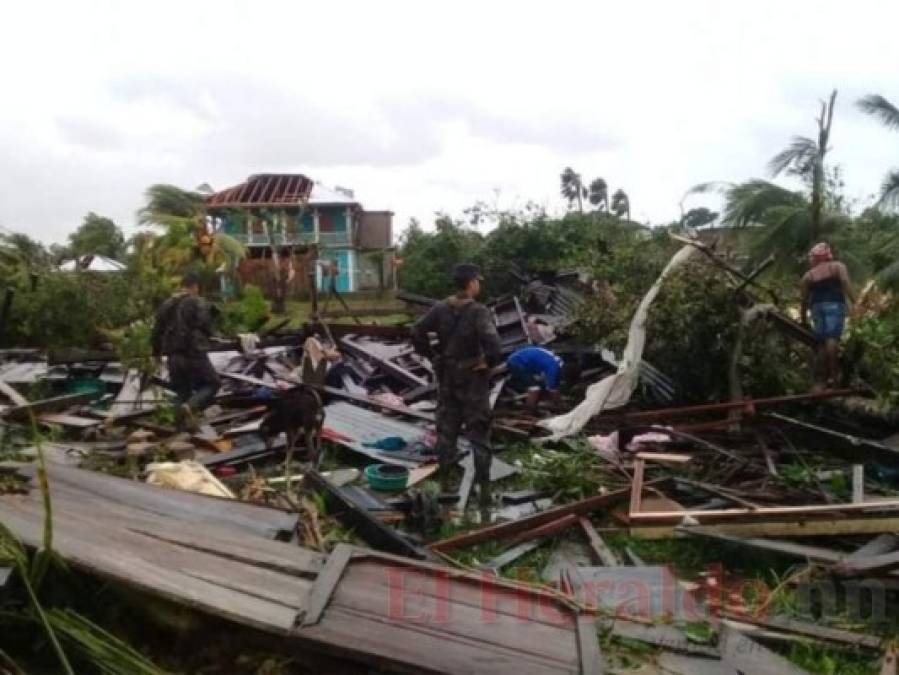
[520,441,614,502]
[218,284,270,335]
[112,322,155,377]
[8,273,134,349]
[137,184,205,228]
[787,642,879,675]
[68,213,125,260]
[397,215,484,298]
[846,310,899,406]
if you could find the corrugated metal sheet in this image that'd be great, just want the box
[206,174,313,208]
[323,401,430,468]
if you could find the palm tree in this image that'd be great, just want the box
[135,184,246,288]
[560,167,586,212]
[682,207,719,230]
[768,89,837,242]
[857,94,899,208]
[137,184,207,229]
[610,189,630,220]
[587,178,609,213]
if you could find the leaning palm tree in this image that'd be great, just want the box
[137,184,207,229]
[560,167,586,212]
[610,189,630,220]
[768,89,837,243]
[587,178,609,213]
[857,94,899,208]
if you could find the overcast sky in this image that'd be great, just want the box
[2,0,898,244]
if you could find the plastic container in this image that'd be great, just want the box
[364,463,409,491]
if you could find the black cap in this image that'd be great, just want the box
[181,269,202,287]
[452,263,483,288]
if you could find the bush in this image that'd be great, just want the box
[217,284,270,334]
[7,273,134,349]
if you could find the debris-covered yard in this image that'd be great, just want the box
[2,230,899,675]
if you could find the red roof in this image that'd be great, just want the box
[205,174,314,208]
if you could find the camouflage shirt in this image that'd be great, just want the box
[152,292,214,356]
[411,295,502,370]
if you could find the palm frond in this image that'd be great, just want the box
[768,136,818,178]
[857,94,899,130]
[687,181,732,196]
[721,180,806,229]
[879,170,899,209]
[138,185,205,227]
[587,178,607,207]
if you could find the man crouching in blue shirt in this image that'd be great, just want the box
[506,346,563,409]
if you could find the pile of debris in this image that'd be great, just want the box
[1,260,898,673]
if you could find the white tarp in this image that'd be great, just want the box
[58,255,126,272]
[538,244,699,440]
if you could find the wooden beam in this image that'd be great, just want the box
[679,528,844,564]
[506,514,578,546]
[578,517,621,566]
[0,378,28,406]
[629,458,645,514]
[633,516,899,540]
[634,452,692,464]
[304,469,429,560]
[629,499,899,525]
[853,465,865,504]
[720,625,812,675]
[301,543,354,626]
[576,614,604,675]
[429,480,669,553]
[3,391,100,421]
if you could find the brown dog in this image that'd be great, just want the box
[259,385,325,480]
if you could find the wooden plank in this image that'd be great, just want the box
[630,458,645,514]
[507,514,579,546]
[3,391,100,420]
[578,517,621,566]
[303,604,577,675]
[853,464,865,504]
[0,378,28,406]
[301,543,354,627]
[657,652,737,675]
[676,478,761,509]
[430,480,668,553]
[629,499,899,524]
[42,463,298,540]
[846,534,899,561]
[330,568,578,655]
[305,469,428,560]
[38,413,102,429]
[0,497,310,633]
[728,614,881,650]
[634,516,899,540]
[610,620,719,658]
[719,625,811,675]
[635,452,692,464]
[679,528,844,564]
[481,540,543,573]
[576,613,604,675]
[835,547,899,576]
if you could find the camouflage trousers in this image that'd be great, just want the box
[435,368,492,484]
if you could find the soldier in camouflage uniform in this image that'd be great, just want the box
[152,271,221,429]
[412,264,501,504]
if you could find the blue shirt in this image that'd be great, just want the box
[506,347,562,390]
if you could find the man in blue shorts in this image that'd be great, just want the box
[506,346,563,408]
